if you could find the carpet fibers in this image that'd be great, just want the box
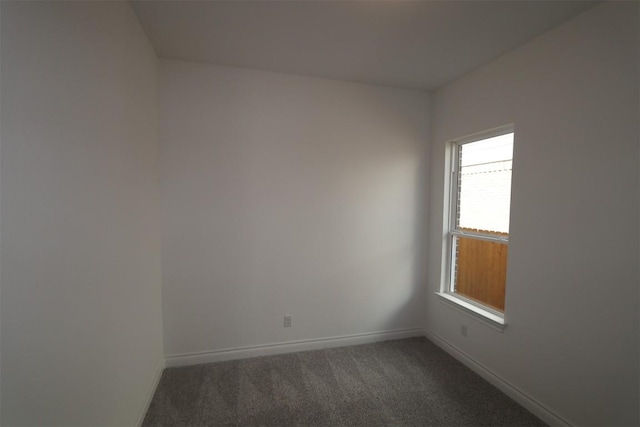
[143,337,546,426]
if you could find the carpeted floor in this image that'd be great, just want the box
[143,337,546,426]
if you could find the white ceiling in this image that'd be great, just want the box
[131,1,597,91]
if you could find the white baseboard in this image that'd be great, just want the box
[136,358,165,427]
[424,329,571,427]
[165,327,425,368]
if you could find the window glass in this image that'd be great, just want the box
[446,129,514,317]
[457,133,513,234]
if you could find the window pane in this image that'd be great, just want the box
[453,236,508,312]
[457,133,513,234]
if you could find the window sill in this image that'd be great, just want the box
[435,292,506,332]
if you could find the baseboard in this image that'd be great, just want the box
[424,329,571,427]
[165,327,425,368]
[136,358,165,427]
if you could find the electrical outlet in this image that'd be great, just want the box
[284,315,292,327]
[460,324,468,337]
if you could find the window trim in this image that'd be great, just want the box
[437,124,514,330]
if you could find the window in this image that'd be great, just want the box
[439,126,514,327]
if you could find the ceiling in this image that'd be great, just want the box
[131,1,597,91]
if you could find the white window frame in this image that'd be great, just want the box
[436,124,514,331]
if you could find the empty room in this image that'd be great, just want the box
[0,1,638,426]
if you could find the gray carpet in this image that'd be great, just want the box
[143,337,546,426]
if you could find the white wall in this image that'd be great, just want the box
[426,2,639,426]
[160,60,429,358]
[0,2,163,425]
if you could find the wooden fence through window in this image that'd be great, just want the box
[454,229,508,312]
